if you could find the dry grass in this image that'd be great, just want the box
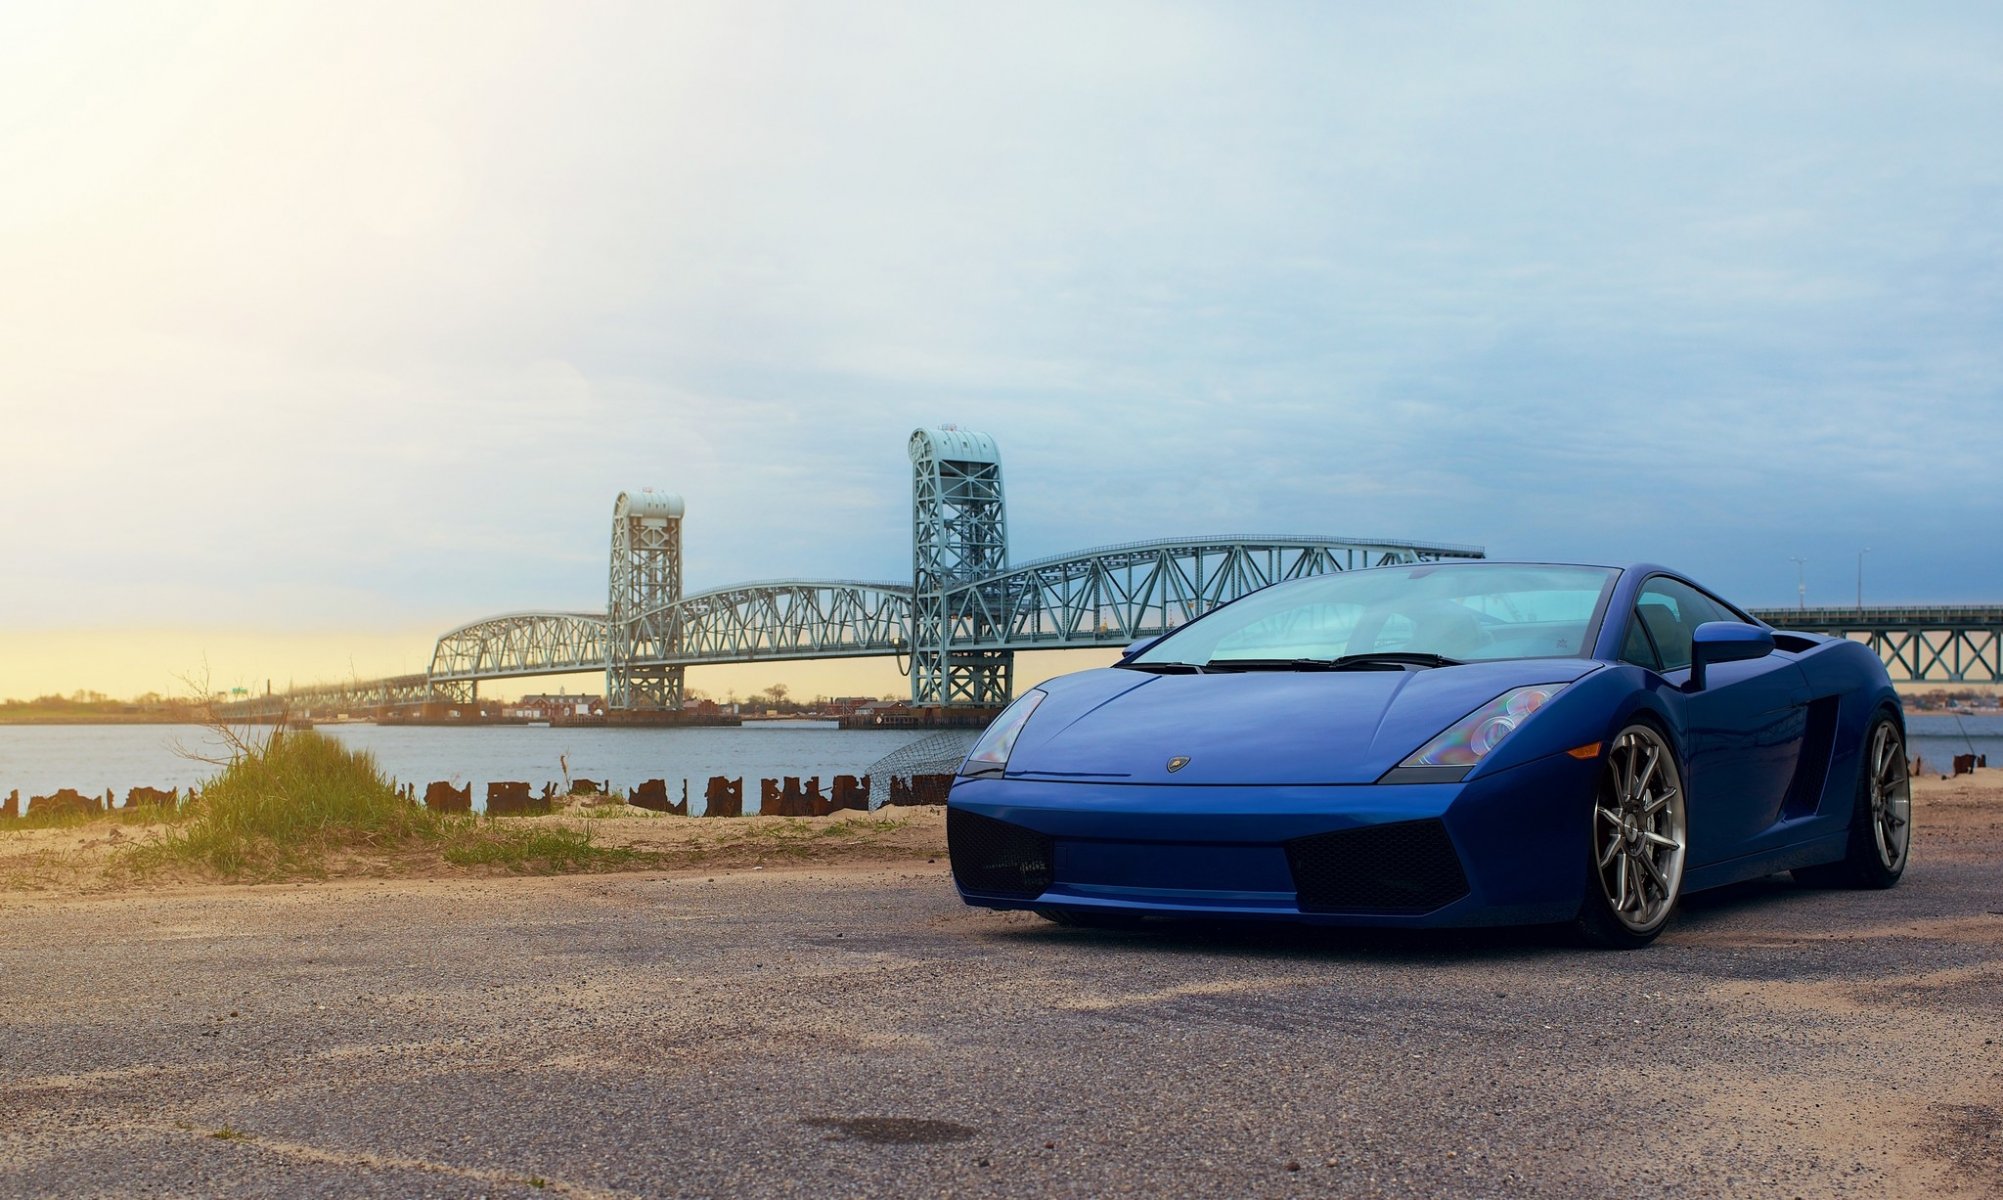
[0,734,947,892]
[116,732,643,881]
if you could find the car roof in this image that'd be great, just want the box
[1399,559,1670,576]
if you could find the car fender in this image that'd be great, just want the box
[1463,663,1678,781]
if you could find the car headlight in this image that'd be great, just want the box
[959,689,1046,779]
[1400,684,1565,771]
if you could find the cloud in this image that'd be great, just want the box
[2,0,2000,673]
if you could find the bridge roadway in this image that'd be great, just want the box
[253,596,2003,719]
[1747,605,2003,687]
[256,536,1485,716]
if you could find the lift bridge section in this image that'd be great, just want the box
[256,428,1487,717]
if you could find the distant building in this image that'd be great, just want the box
[509,693,605,721]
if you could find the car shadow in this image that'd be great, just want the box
[975,872,1848,961]
[1673,874,1815,920]
[981,914,1569,964]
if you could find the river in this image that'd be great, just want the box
[0,715,1997,814]
[0,722,926,814]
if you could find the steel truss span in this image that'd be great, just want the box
[429,612,610,683]
[669,580,913,665]
[426,582,918,681]
[237,673,442,719]
[1753,606,2003,684]
[406,539,1476,685]
[943,535,1486,652]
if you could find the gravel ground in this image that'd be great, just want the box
[1,784,1999,1198]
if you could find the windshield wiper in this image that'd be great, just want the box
[1117,660,1207,674]
[1326,652,1464,669]
[1202,652,1464,672]
[1201,657,1389,672]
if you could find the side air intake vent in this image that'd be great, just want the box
[1285,819,1470,914]
[948,809,1054,898]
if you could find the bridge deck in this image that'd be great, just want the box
[243,596,2003,718]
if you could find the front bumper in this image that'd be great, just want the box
[947,749,1597,928]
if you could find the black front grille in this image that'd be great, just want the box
[1285,819,1469,914]
[948,809,1054,898]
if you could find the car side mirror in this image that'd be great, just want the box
[1121,634,1164,661]
[1689,621,1774,691]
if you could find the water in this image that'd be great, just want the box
[1,713,1996,814]
[0,722,923,814]
[1908,713,2003,773]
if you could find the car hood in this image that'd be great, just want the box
[1004,659,1602,785]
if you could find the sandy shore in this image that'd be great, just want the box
[3,771,1995,898]
[0,803,948,895]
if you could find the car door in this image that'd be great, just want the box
[1620,576,1810,866]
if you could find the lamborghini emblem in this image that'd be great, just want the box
[1166,756,1190,773]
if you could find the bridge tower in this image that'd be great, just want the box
[607,489,685,710]
[909,427,1012,706]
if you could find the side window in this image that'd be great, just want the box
[1631,577,1728,673]
[1620,618,1660,670]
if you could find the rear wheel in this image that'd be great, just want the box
[1793,713,1910,889]
[1575,723,1688,949]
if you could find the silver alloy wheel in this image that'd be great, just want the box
[1867,722,1912,872]
[1593,726,1687,934]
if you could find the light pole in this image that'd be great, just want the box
[1790,556,1807,613]
[1857,548,1871,609]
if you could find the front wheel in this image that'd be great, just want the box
[1793,712,1910,889]
[1575,723,1688,949]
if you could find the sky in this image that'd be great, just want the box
[2,2,1999,702]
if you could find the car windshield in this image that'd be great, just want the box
[1130,564,1618,668]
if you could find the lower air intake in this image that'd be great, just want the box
[1285,819,1470,914]
[948,809,1054,898]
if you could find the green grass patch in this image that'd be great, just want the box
[125,731,439,878]
[682,813,914,861]
[440,823,643,873]
[118,733,657,879]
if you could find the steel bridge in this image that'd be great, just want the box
[236,428,2003,721]
[255,597,2003,721]
[245,428,1486,717]
[1748,606,2003,685]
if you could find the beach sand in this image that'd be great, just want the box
[2,769,1994,898]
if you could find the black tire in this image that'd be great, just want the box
[1574,721,1688,950]
[1792,711,1910,890]
[1034,907,1145,930]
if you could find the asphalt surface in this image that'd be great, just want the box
[2,850,2000,1198]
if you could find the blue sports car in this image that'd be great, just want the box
[947,562,1910,947]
